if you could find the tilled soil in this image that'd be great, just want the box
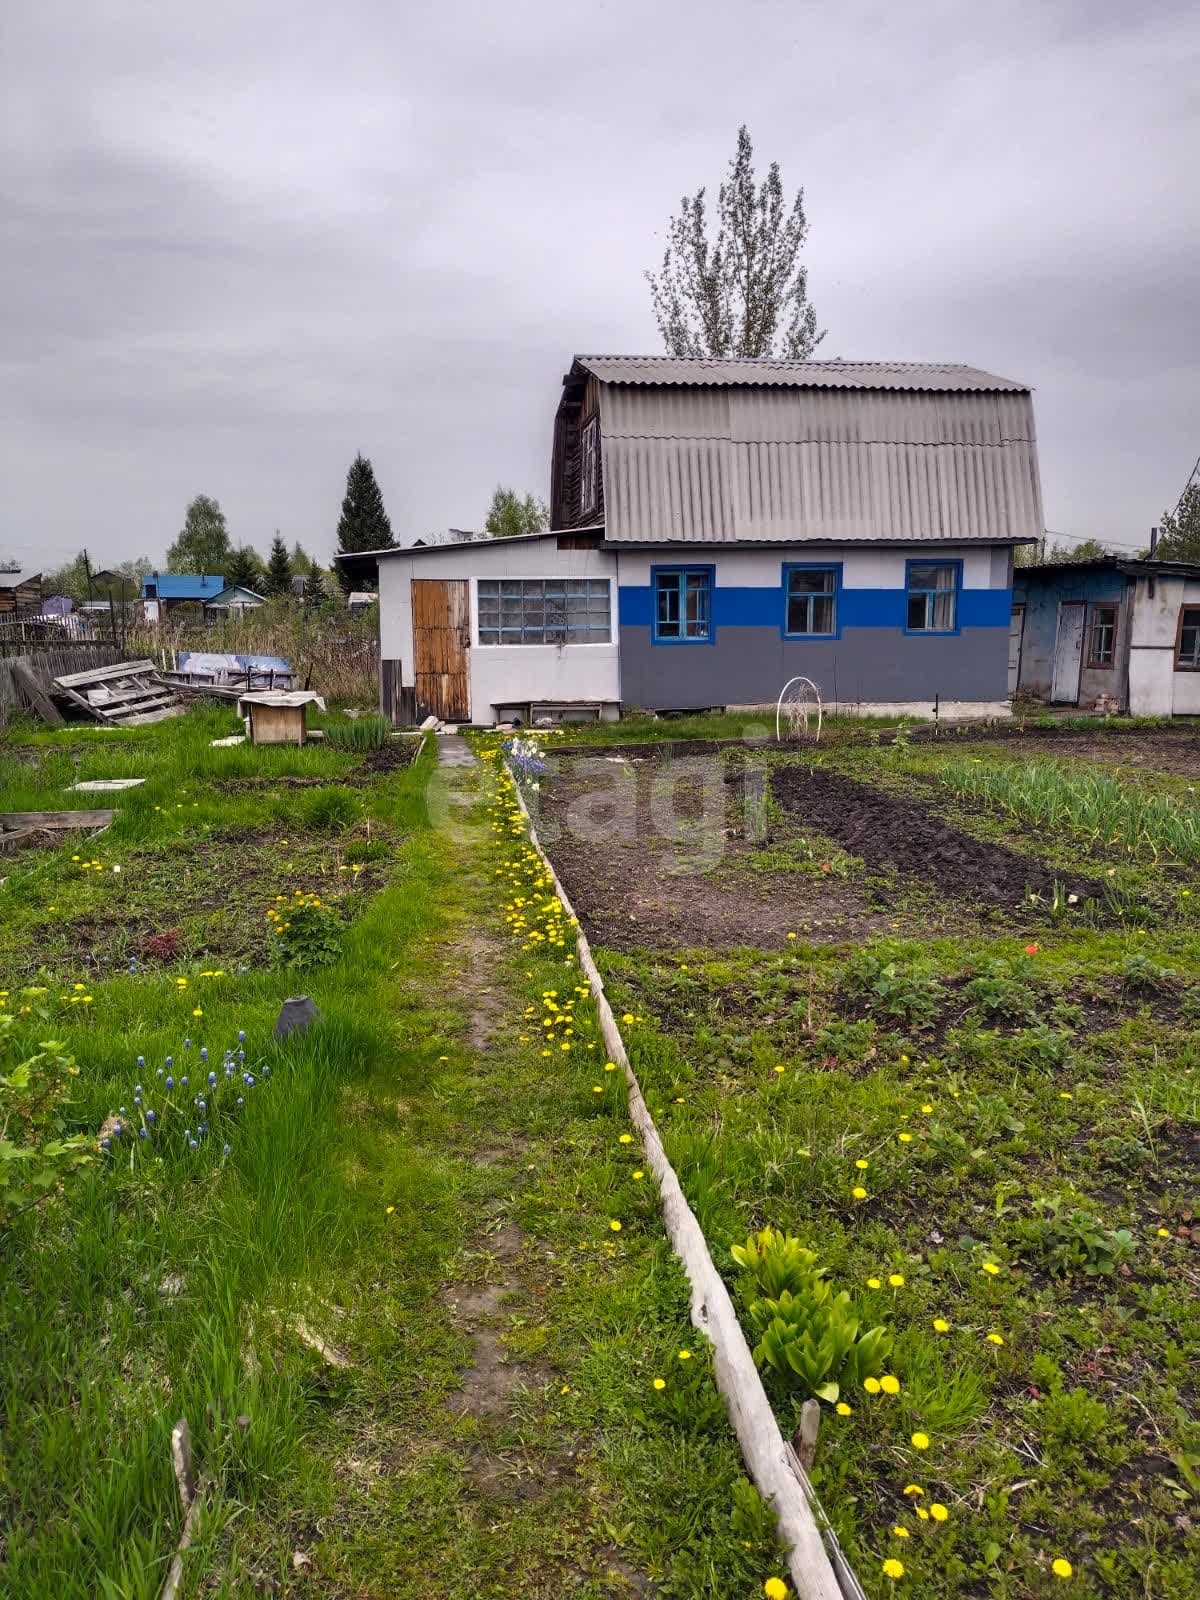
[771,764,1104,909]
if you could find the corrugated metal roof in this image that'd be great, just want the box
[142,574,226,598]
[595,381,1044,544]
[574,356,1030,393]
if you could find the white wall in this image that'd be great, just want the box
[377,537,620,723]
[612,545,1005,589]
[1126,575,1200,716]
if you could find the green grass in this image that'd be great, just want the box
[1,712,777,1599]
[317,713,390,751]
[534,733,1200,1598]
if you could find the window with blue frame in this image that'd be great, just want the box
[654,567,712,642]
[906,562,959,632]
[784,566,837,636]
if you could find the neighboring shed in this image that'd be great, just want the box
[0,570,44,616]
[204,584,265,617]
[1012,557,1200,715]
[141,574,226,621]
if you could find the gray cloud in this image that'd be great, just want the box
[1,0,1198,569]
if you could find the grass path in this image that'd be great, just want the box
[1,721,778,1599]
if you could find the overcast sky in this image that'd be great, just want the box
[2,0,1197,570]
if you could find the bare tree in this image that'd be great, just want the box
[647,126,823,359]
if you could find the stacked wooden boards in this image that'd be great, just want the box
[50,660,184,726]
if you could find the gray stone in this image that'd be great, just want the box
[274,995,322,1040]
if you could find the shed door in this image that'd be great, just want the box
[1007,604,1026,695]
[1051,602,1086,704]
[412,579,469,721]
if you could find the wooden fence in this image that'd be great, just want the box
[0,645,124,723]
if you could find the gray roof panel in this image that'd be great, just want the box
[574,355,1030,393]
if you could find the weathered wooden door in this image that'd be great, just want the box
[1051,601,1085,704]
[412,579,469,720]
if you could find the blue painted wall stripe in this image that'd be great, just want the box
[618,584,1012,631]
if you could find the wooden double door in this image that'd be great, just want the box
[412,579,470,721]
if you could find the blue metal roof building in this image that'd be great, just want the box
[141,574,226,601]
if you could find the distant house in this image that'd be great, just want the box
[204,583,265,618]
[340,354,1044,726]
[0,569,43,617]
[1012,557,1200,715]
[141,573,225,622]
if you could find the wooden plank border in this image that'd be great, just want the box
[503,761,865,1600]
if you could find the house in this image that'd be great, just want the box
[0,570,43,616]
[1012,557,1200,715]
[339,355,1045,726]
[141,574,225,622]
[204,583,265,618]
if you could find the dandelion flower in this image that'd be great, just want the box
[898,1132,913,1143]
[1157,1226,1170,1238]
[621,1013,635,1025]
[932,1318,950,1333]
[385,1205,395,1215]
[987,1332,1005,1346]
[1051,1558,1073,1579]
[653,1378,666,1391]
[609,1220,622,1232]
[835,1402,853,1416]
[764,1581,789,1600]
[677,1349,692,1362]
[902,1485,923,1497]
[192,1007,203,1018]
[920,1104,933,1115]
[888,1273,905,1288]
[880,1375,901,1395]
[863,1377,882,1394]
[633,1170,645,1180]
[891,1525,909,1538]
[911,1432,930,1450]
[619,1133,633,1144]
[882,1558,905,1580]
[852,1186,868,1200]
[982,1261,1001,1276]
[855,1158,869,1170]
[929,1504,949,1522]
[866,1276,882,1289]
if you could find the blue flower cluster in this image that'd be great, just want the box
[502,736,546,783]
[99,1027,272,1163]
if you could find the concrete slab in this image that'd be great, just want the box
[68,778,146,792]
[438,734,477,768]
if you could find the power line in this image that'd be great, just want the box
[1168,454,1200,523]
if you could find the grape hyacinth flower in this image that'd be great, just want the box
[165,1076,174,1090]
[223,1143,231,1157]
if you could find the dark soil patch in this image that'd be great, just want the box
[929,727,1200,778]
[538,756,892,953]
[217,735,419,793]
[771,764,1106,912]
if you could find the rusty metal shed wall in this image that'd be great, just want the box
[595,381,1044,544]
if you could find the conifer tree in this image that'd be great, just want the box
[265,532,292,597]
[336,454,395,559]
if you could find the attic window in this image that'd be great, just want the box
[579,416,600,517]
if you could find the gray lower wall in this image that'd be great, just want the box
[618,627,1010,709]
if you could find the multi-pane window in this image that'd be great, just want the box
[579,416,601,517]
[1177,607,1200,670]
[654,568,712,642]
[785,567,837,636]
[476,579,611,645]
[906,562,958,632]
[1087,603,1118,668]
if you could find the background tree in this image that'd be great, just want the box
[484,486,550,538]
[290,541,319,577]
[335,454,395,589]
[1014,536,1111,567]
[646,125,823,359]
[225,543,265,591]
[265,532,293,597]
[1153,481,1200,562]
[166,495,232,575]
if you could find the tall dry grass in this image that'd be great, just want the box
[125,600,379,705]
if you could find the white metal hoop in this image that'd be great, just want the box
[775,676,824,743]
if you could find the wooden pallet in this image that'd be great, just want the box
[51,659,184,726]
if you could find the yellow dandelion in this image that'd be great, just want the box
[880,1375,900,1395]
[764,1581,789,1600]
[677,1349,692,1362]
[929,1503,949,1522]
[835,1402,853,1416]
[911,1432,930,1450]
[653,1378,666,1391]
[987,1332,1005,1346]
[866,1276,882,1289]
[888,1273,905,1287]
[902,1485,923,1497]
[863,1377,881,1394]
[898,1132,913,1142]
[1051,1558,1073,1579]
[855,1158,869,1170]
[882,1559,905,1581]
[609,1220,622,1232]
[932,1318,950,1333]
[891,1525,909,1538]
[852,1185,868,1199]
[619,1133,633,1144]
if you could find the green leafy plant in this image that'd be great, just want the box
[1010,1196,1135,1278]
[1121,951,1177,991]
[840,950,943,1027]
[298,786,361,832]
[962,957,1041,1024]
[749,1285,892,1403]
[267,893,344,971]
[732,1229,892,1403]
[812,1017,876,1066]
[0,1013,94,1227]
